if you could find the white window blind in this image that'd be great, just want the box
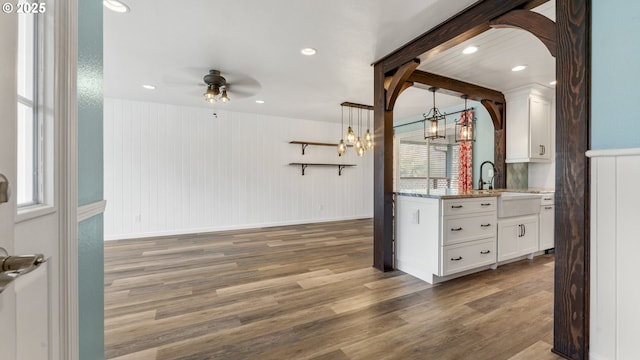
[397,136,459,192]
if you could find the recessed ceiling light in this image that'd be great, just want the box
[103,0,130,13]
[255,100,265,104]
[511,65,527,72]
[142,84,156,90]
[550,80,557,86]
[462,46,478,55]
[300,48,317,56]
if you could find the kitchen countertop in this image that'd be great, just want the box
[395,188,554,199]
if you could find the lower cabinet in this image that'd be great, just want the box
[442,238,496,276]
[539,202,554,250]
[497,215,539,262]
[396,195,497,284]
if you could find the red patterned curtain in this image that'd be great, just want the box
[458,110,474,193]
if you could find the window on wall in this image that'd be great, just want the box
[17,0,43,207]
[396,133,459,193]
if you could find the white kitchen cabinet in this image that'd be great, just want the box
[505,85,553,163]
[497,215,539,262]
[396,195,497,284]
[539,194,555,250]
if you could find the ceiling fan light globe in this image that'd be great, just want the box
[221,90,230,102]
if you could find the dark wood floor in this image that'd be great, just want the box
[104,219,562,360]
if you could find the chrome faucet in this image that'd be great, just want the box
[478,161,497,190]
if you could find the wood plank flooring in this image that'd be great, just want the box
[104,219,562,360]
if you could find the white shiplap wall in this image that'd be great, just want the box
[104,98,373,240]
[587,148,640,360]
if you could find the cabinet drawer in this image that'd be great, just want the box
[443,197,497,216]
[443,214,496,245]
[442,238,496,276]
[540,193,554,205]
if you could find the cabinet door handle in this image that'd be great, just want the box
[539,145,546,155]
[543,197,552,201]
[451,205,463,209]
[481,203,492,207]
[518,224,522,237]
[545,206,553,210]
[451,256,463,261]
[451,227,463,232]
[522,224,526,237]
[481,224,491,228]
[480,250,491,255]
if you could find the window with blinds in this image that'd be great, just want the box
[397,136,459,192]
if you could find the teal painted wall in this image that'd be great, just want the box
[78,0,104,358]
[394,100,495,185]
[592,0,640,149]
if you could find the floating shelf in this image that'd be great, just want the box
[289,141,351,155]
[289,163,356,176]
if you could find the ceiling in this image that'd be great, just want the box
[104,0,555,123]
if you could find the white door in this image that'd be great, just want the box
[0,7,60,360]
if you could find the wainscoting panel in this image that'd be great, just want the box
[104,98,373,240]
[587,148,640,360]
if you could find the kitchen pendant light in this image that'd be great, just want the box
[364,108,373,150]
[355,108,364,153]
[346,107,356,144]
[455,96,476,143]
[424,87,446,140]
[337,105,347,156]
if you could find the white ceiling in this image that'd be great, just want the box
[104,0,555,123]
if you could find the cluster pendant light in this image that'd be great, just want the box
[424,87,446,140]
[338,102,373,157]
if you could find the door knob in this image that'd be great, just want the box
[0,247,46,294]
[0,174,10,204]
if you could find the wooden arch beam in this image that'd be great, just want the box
[481,99,504,130]
[385,59,420,110]
[490,9,557,58]
[407,70,505,104]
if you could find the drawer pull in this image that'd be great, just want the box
[481,203,492,207]
[544,197,553,201]
[544,206,553,210]
[481,223,492,228]
[480,250,491,255]
[450,256,463,261]
[450,227,463,232]
[451,205,463,209]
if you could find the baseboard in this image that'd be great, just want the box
[104,215,373,241]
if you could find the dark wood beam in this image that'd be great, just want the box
[386,59,420,110]
[374,0,532,72]
[373,63,394,271]
[490,10,557,57]
[408,70,506,104]
[552,0,591,359]
[481,99,504,130]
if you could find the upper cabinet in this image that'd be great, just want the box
[505,85,553,163]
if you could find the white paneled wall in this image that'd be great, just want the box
[587,148,640,360]
[104,98,373,240]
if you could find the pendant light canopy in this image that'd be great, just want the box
[424,87,446,140]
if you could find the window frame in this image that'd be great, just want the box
[16,0,52,220]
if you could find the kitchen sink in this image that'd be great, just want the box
[497,192,541,218]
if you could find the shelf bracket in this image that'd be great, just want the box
[301,143,308,155]
[338,165,346,176]
[300,164,308,175]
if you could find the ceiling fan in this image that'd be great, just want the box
[163,67,262,104]
[203,69,230,103]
